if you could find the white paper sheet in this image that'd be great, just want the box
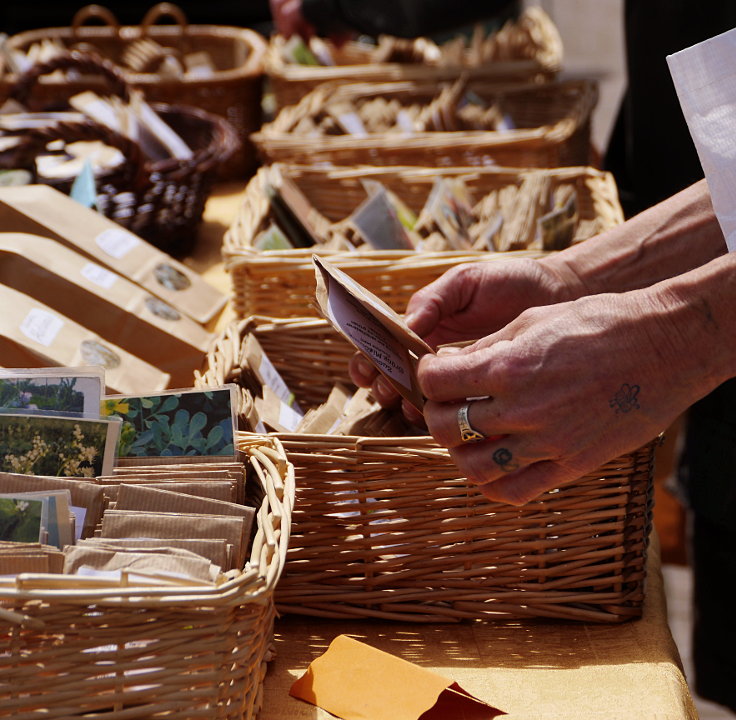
[668,26,736,251]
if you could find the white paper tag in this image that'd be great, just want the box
[95,228,141,259]
[81,262,118,289]
[279,401,304,432]
[259,355,301,412]
[20,308,64,347]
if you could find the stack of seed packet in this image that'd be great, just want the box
[0,367,250,588]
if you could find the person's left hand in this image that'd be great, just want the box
[418,287,708,505]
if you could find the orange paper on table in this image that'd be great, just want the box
[290,634,504,720]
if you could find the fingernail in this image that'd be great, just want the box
[355,356,374,377]
[437,346,461,356]
[403,311,418,328]
[374,376,394,400]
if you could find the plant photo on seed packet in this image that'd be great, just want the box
[101,386,237,459]
[0,413,119,477]
[0,496,45,543]
[0,368,103,417]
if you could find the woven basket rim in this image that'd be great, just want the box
[0,438,295,607]
[4,24,267,83]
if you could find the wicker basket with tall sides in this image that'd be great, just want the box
[196,317,656,624]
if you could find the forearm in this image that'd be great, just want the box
[542,179,726,299]
[301,0,516,38]
[643,250,736,398]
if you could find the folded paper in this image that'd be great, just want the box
[290,634,504,720]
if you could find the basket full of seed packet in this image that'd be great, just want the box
[251,76,597,168]
[265,6,563,109]
[223,163,624,319]
[0,3,266,176]
[0,370,294,720]
[0,50,239,255]
[195,315,655,624]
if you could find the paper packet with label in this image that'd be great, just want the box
[0,285,170,394]
[313,256,433,412]
[0,233,212,386]
[0,185,226,324]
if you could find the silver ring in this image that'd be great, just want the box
[457,403,486,443]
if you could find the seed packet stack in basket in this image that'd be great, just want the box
[252,76,598,168]
[0,381,295,719]
[265,6,563,109]
[223,163,624,319]
[0,50,238,255]
[196,314,656,624]
[1,3,266,176]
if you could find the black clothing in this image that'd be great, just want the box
[301,0,519,39]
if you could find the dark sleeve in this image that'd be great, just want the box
[302,0,518,38]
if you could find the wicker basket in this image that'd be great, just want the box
[197,317,656,624]
[0,50,239,256]
[265,6,563,109]
[252,77,597,168]
[224,163,624,318]
[0,436,295,720]
[1,3,266,177]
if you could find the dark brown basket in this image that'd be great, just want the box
[1,3,266,178]
[0,51,239,256]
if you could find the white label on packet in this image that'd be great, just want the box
[81,262,118,289]
[326,275,413,390]
[279,401,304,432]
[259,355,301,412]
[95,228,141,259]
[20,309,64,347]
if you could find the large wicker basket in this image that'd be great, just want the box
[0,50,239,255]
[196,317,656,624]
[0,436,294,720]
[224,163,624,318]
[252,77,597,168]
[265,6,563,109]
[1,3,266,177]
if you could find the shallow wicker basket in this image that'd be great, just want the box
[1,3,266,177]
[252,77,597,168]
[197,317,656,624]
[224,163,624,318]
[0,50,239,255]
[265,6,563,109]
[0,436,294,720]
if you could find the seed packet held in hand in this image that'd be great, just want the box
[313,256,433,412]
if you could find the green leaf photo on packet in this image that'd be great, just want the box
[101,387,237,458]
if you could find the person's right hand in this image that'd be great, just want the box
[269,0,315,39]
[348,257,573,407]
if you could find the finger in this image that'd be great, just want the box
[401,398,426,428]
[349,352,378,388]
[423,397,514,449]
[418,343,503,403]
[447,437,527,487]
[476,461,576,506]
[372,375,401,407]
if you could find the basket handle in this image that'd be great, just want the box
[71,4,121,36]
[9,50,132,107]
[140,3,190,37]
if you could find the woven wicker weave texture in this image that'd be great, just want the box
[0,438,295,720]
[223,164,623,319]
[197,318,656,624]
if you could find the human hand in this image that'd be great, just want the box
[417,287,705,505]
[269,0,315,39]
[348,258,571,409]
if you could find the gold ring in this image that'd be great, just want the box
[457,402,486,443]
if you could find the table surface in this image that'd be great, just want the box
[190,183,698,720]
